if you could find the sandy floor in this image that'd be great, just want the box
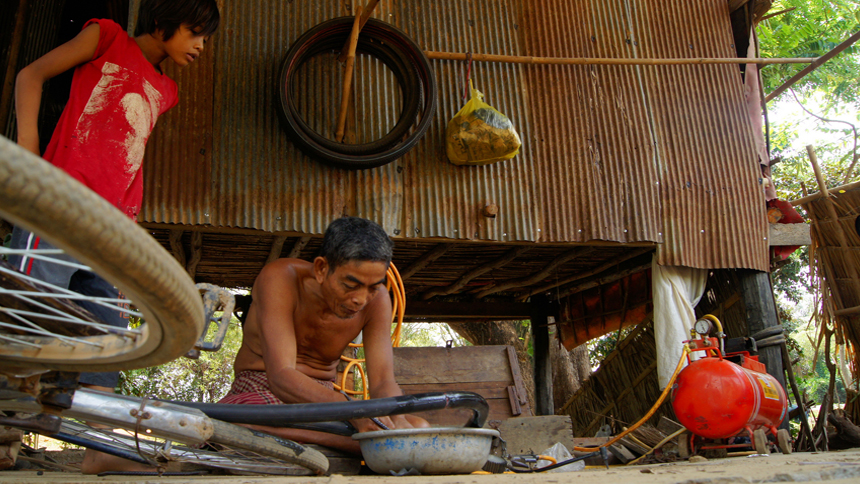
[2,448,860,484]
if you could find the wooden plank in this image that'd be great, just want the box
[768,223,811,246]
[507,386,522,416]
[507,345,530,409]
[657,416,684,437]
[403,301,544,319]
[406,398,514,427]
[498,416,575,455]
[399,382,510,399]
[393,346,512,384]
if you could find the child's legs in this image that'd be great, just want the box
[8,226,77,285]
[9,227,127,389]
[68,270,128,389]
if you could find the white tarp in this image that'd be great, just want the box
[653,256,707,389]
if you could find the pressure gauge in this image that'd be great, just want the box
[694,319,712,335]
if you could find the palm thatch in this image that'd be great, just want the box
[559,269,753,437]
[797,181,860,422]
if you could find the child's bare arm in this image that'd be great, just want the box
[15,23,100,156]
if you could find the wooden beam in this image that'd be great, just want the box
[768,223,811,246]
[556,259,652,299]
[168,229,186,268]
[520,247,653,300]
[287,236,312,259]
[728,0,752,13]
[399,244,453,280]
[421,246,532,299]
[476,247,595,299]
[403,300,552,319]
[265,236,287,264]
[186,231,203,280]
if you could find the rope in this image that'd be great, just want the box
[335,262,406,399]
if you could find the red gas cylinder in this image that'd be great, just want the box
[672,350,787,440]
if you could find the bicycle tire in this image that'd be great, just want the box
[0,135,204,371]
[277,17,436,170]
[55,418,329,475]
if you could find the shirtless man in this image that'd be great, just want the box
[220,217,428,452]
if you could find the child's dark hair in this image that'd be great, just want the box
[135,0,220,40]
[320,217,393,273]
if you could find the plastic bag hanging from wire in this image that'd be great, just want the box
[446,79,521,166]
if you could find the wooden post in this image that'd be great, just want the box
[531,295,553,416]
[738,269,789,430]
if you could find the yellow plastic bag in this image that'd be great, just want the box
[446,80,521,166]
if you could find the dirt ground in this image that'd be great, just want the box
[2,448,860,484]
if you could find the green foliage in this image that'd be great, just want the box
[398,322,469,347]
[587,326,636,369]
[118,315,243,402]
[787,329,848,405]
[758,0,860,109]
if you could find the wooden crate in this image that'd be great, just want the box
[393,345,532,427]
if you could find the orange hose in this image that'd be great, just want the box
[572,345,691,452]
[337,263,405,399]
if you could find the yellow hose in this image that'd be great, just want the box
[572,344,692,452]
[335,263,405,399]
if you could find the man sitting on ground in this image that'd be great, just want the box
[219,216,428,453]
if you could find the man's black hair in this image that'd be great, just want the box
[319,217,393,273]
[135,0,220,40]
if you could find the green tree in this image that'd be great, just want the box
[118,315,243,402]
[758,0,860,109]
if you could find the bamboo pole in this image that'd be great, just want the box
[335,6,363,143]
[790,180,860,206]
[337,0,380,62]
[424,51,816,66]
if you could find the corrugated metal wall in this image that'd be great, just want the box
[518,0,767,269]
[140,0,768,271]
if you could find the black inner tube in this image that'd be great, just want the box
[277,17,436,170]
[170,391,489,436]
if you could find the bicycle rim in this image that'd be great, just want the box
[56,419,329,475]
[0,135,203,371]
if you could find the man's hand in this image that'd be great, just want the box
[351,414,430,433]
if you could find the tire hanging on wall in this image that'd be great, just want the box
[277,17,436,170]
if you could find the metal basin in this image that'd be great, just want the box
[353,427,499,475]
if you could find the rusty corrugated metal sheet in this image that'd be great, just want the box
[140,0,767,270]
[519,0,766,270]
[141,0,536,241]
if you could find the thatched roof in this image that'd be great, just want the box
[797,180,860,377]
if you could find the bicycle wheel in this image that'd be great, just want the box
[55,418,329,475]
[0,135,204,371]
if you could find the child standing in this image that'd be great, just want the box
[12,0,220,474]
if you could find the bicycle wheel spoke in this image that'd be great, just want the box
[0,332,43,348]
[0,319,101,347]
[0,247,91,272]
[57,420,317,475]
[0,265,143,320]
